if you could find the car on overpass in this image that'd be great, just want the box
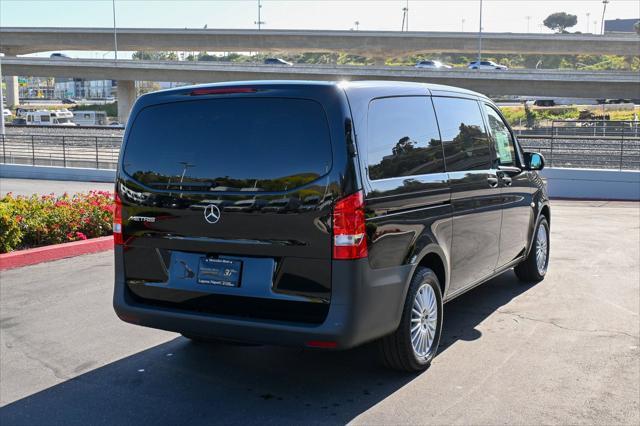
[264,57,293,66]
[468,60,508,70]
[49,52,70,59]
[113,80,550,372]
[414,60,452,69]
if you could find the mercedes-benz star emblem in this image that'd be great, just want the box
[204,204,221,224]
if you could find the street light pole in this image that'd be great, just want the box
[112,0,118,60]
[586,12,591,33]
[600,0,609,35]
[477,0,483,67]
[526,16,531,33]
[0,57,5,136]
[255,0,265,30]
[406,0,409,32]
[461,18,466,32]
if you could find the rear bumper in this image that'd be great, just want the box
[113,247,412,349]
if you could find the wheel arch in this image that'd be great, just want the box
[540,203,550,227]
[414,245,449,299]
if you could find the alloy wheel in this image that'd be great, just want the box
[410,283,438,358]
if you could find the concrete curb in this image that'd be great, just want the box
[0,236,113,271]
[0,164,116,182]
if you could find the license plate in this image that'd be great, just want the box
[197,258,242,287]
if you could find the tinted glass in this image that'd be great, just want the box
[123,98,332,192]
[484,104,516,166]
[432,97,492,171]
[367,97,444,180]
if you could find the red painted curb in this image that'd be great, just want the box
[0,236,114,271]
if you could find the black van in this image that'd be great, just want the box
[114,81,550,371]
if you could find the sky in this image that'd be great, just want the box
[1,0,639,58]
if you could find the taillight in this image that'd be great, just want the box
[332,191,368,260]
[113,193,123,245]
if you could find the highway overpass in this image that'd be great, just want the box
[3,57,639,122]
[1,27,639,57]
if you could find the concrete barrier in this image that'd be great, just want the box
[541,167,640,201]
[0,164,116,182]
[1,164,638,201]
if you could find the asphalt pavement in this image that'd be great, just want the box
[0,178,114,197]
[0,200,638,425]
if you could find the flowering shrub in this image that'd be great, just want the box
[0,191,114,253]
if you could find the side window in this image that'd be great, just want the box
[366,97,444,180]
[432,97,492,172]
[484,104,516,166]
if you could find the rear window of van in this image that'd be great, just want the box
[122,98,332,192]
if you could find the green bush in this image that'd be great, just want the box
[0,191,114,253]
[73,102,118,118]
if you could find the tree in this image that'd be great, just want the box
[634,21,640,35]
[543,12,578,33]
[132,51,178,61]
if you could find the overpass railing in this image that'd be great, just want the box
[1,132,638,172]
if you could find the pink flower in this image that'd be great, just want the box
[75,232,87,240]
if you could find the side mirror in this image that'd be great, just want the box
[524,152,545,171]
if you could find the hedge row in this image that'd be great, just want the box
[0,191,114,253]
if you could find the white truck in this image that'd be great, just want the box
[25,109,76,126]
[72,111,108,126]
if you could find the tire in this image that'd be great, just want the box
[378,267,443,372]
[515,216,550,283]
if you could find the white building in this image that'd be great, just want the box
[54,78,116,99]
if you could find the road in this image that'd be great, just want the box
[2,27,637,56]
[1,201,638,425]
[3,57,639,99]
[0,178,114,197]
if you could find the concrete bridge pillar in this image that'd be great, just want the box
[4,76,19,107]
[117,80,136,124]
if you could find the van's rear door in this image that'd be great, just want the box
[118,93,340,321]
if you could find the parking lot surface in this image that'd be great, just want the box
[1,200,638,425]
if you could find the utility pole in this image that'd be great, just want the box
[461,18,466,32]
[112,0,118,60]
[526,16,531,33]
[600,0,609,35]
[586,12,591,33]
[477,0,483,67]
[255,0,265,30]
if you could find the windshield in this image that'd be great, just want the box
[123,97,333,192]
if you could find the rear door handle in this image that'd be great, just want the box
[487,176,499,188]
